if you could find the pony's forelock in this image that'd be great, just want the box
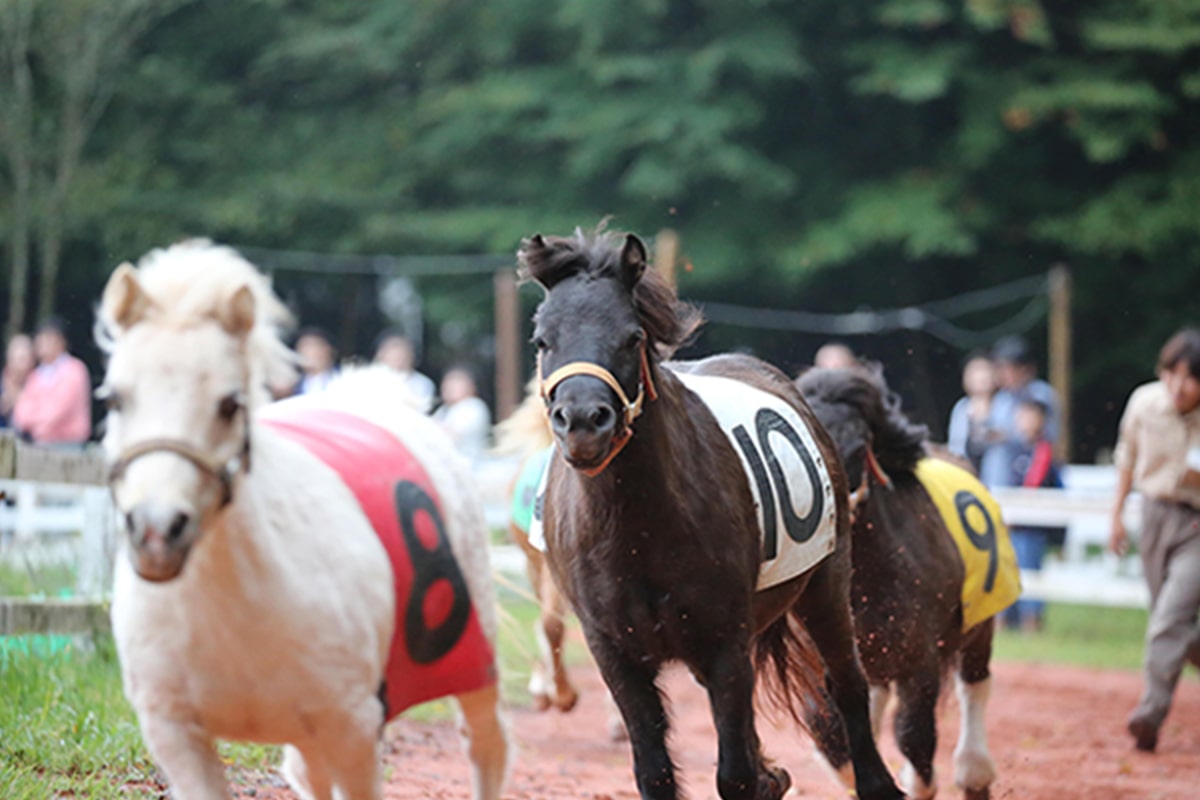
[518,226,703,358]
[98,239,297,406]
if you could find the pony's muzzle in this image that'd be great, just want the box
[124,501,197,582]
[549,396,619,470]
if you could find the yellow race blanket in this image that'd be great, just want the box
[914,458,1021,631]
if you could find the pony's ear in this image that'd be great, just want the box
[518,233,556,288]
[619,234,647,291]
[218,284,256,337]
[101,263,150,330]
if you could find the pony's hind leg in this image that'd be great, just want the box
[794,554,903,800]
[281,745,333,800]
[869,683,892,740]
[454,683,510,800]
[892,673,941,799]
[954,621,997,800]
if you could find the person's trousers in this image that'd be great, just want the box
[1005,527,1048,627]
[1131,498,1200,728]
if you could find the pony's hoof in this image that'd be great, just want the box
[963,789,989,800]
[553,689,579,712]
[531,692,552,712]
[757,765,791,800]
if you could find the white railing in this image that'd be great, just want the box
[991,464,1147,608]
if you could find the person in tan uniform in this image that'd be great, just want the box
[1110,327,1200,752]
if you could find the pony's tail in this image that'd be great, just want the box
[491,377,553,456]
[753,613,831,732]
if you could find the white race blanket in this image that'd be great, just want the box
[530,369,838,590]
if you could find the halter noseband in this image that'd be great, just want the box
[107,400,251,509]
[537,340,658,477]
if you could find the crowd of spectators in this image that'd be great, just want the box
[0,321,491,462]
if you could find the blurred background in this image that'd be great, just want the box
[2,0,1199,460]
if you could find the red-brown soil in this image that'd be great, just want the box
[232,659,1200,800]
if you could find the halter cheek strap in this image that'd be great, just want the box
[848,445,894,520]
[537,341,658,477]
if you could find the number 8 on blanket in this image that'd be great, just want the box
[394,479,472,665]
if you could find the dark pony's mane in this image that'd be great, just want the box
[518,227,703,358]
[796,365,928,476]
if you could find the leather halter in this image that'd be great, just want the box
[537,340,658,477]
[107,400,251,509]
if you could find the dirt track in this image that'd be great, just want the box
[234,659,1200,800]
[364,659,1198,800]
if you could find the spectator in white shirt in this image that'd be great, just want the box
[434,366,491,462]
[294,328,338,396]
[373,330,436,411]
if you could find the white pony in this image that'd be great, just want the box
[97,240,509,800]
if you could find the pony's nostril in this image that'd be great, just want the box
[550,406,570,433]
[592,405,615,431]
[167,512,191,542]
[124,511,136,534]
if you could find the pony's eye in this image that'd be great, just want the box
[217,393,242,423]
[531,335,549,352]
[625,330,645,350]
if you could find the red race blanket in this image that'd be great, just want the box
[262,407,496,719]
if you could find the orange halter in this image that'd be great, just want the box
[848,445,894,519]
[537,341,658,477]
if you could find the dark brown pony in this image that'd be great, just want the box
[519,229,902,800]
[797,367,1001,800]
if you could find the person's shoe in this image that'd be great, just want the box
[1128,716,1159,753]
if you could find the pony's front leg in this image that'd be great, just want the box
[588,638,677,800]
[139,713,228,799]
[454,684,510,800]
[700,646,789,800]
[537,566,579,712]
[321,695,385,800]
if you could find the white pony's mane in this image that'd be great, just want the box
[97,239,297,407]
[490,376,552,456]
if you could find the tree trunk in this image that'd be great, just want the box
[2,0,35,339]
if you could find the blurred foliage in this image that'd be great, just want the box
[2,0,1200,456]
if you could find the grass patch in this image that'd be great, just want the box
[993,601,1148,670]
[0,638,157,798]
[0,560,76,597]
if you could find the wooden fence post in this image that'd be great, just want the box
[494,268,521,422]
[1048,265,1072,462]
[653,229,679,287]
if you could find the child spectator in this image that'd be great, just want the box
[1002,397,1063,631]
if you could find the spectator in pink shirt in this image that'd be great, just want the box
[12,318,92,445]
